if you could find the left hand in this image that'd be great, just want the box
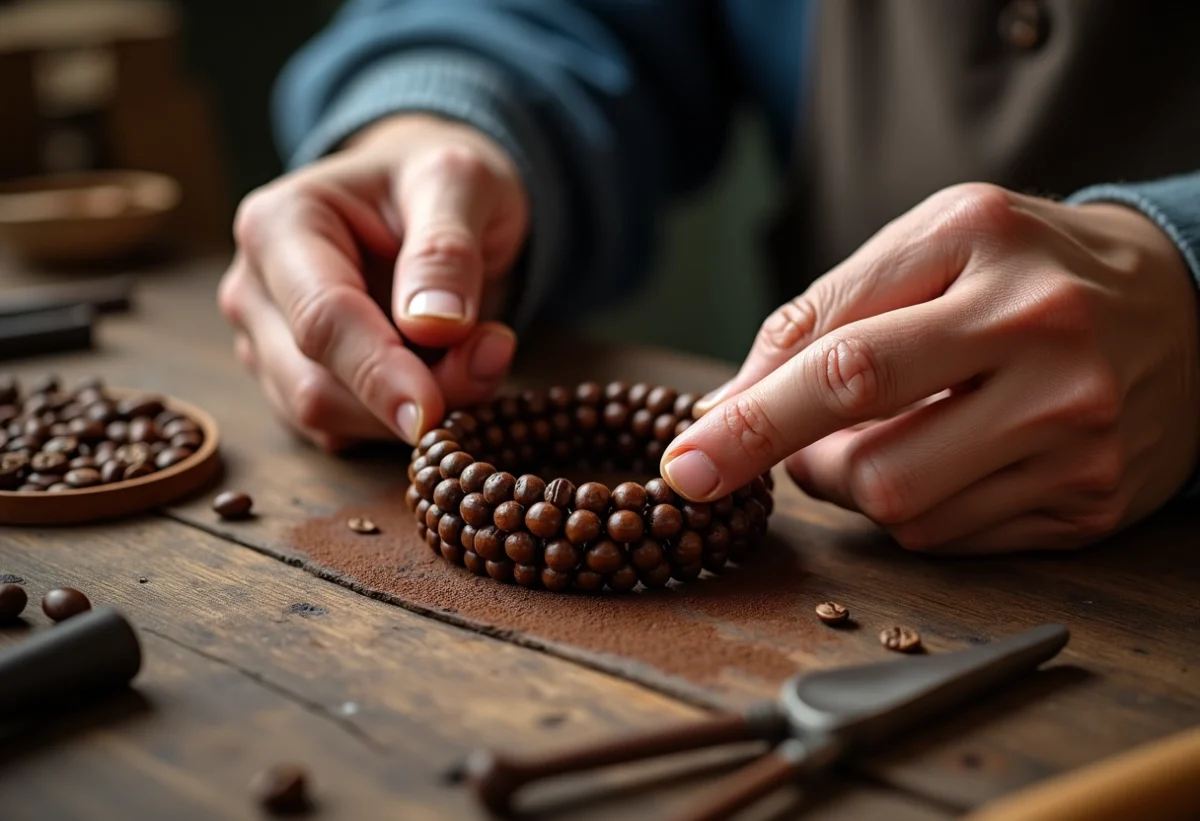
[660,183,1200,553]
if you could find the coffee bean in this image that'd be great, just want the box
[544,477,575,508]
[63,467,101,488]
[347,517,378,534]
[42,587,91,622]
[29,374,59,395]
[128,416,159,444]
[123,462,154,480]
[42,435,79,456]
[880,626,922,653]
[815,601,849,625]
[100,460,125,484]
[105,420,129,443]
[161,417,199,438]
[154,409,184,428]
[213,490,253,519]
[249,763,311,815]
[0,376,17,405]
[30,451,68,474]
[171,431,203,450]
[0,583,27,621]
[117,394,165,419]
[153,446,193,469]
[68,456,96,470]
[513,474,545,506]
[86,401,117,424]
[47,483,71,492]
[68,417,107,442]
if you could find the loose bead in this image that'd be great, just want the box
[504,531,539,565]
[574,382,602,405]
[544,539,581,572]
[727,508,750,540]
[575,570,605,592]
[514,474,546,506]
[630,408,654,438]
[513,564,541,587]
[608,565,639,592]
[482,471,516,504]
[630,538,665,572]
[425,504,444,531]
[611,482,647,512]
[607,510,644,543]
[704,521,732,553]
[682,502,712,530]
[645,478,677,506]
[713,495,734,516]
[526,501,564,539]
[541,568,572,592]
[440,451,474,479]
[433,478,465,512]
[438,514,465,547]
[473,526,506,561]
[418,428,455,452]
[463,550,487,575]
[493,501,526,532]
[441,540,466,565]
[545,477,576,508]
[640,562,672,588]
[486,559,514,582]
[460,493,493,527]
[627,383,651,408]
[424,440,461,465]
[585,539,625,574]
[646,386,677,416]
[648,504,683,540]
[602,402,629,430]
[653,414,678,443]
[565,510,602,544]
[574,482,611,514]
[671,530,704,564]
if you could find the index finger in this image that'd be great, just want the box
[659,295,996,501]
[240,193,443,444]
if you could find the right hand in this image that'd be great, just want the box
[218,114,530,451]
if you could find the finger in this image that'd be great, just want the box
[694,189,979,415]
[237,264,396,444]
[234,332,257,373]
[393,149,526,348]
[429,321,518,407]
[242,191,443,444]
[660,294,1001,502]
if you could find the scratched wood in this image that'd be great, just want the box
[2,256,1199,815]
[0,518,948,821]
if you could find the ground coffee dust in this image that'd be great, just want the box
[288,488,864,706]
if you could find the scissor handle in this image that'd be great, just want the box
[463,703,788,814]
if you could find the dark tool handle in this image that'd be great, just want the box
[464,703,788,814]
[0,304,94,360]
[0,275,135,318]
[0,606,142,719]
[671,737,824,821]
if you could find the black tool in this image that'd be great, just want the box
[463,623,1070,820]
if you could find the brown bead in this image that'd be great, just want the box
[682,502,712,530]
[213,490,253,519]
[575,570,605,592]
[460,493,493,528]
[674,419,693,437]
[574,405,599,431]
[733,482,753,501]
[440,540,466,565]
[433,478,466,512]
[630,538,665,572]
[602,402,629,430]
[425,528,441,551]
[612,482,648,512]
[673,393,698,418]
[630,408,654,438]
[526,502,564,538]
[880,626,922,653]
[585,539,625,574]
[640,562,672,588]
[405,484,422,512]
[673,562,703,582]
[574,382,603,405]
[155,447,194,469]
[415,499,431,525]
[549,412,573,437]
[521,389,548,416]
[513,563,541,588]
[702,549,728,573]
[497,447,519,469]
[418,428,456,452]
[544,539,581,572]
[416,522,428,543]
[504,531,538,564]
[517,443,537,466]
[513,474,546,506]
[565,510,602,545]
[652,414,678,443]
[42,587,91,622]
[495,395,521,419]
[671,530,704,564]
[728,538,749,560]
[648,504,683,540]
[448,410,478,433]
[727,508,750,540]
[551,439,573,462]
[414,465,443,499]
[460,524,476,551]
[608,565,639,592]
[474,406,497,426]
[462,550,487,575]
[615,431,638,458]
[507,420,530,446]
[493,501,526,532]
[473,526,505,561]
[627,383,651,408]
[606,510,644,543]
[483,471,516,504]
[438,514,465,547]
[704,521,732,553]
[645,440,665,464]
[713,495,734,516]
[440,450,474,479]
[645,386,677,416]
[425,504,444,531]
[547,385,571,409]
[424,440,461,466]
[531,418,553,443]
[541,567,572,592]
[459,461,496,494]
[815,601,849,625]
[645,478,678,506]
[574,482,610,514]
[0,583,28,621]
[486,559,514,582]
[63,467,101,488]
[544,477,576,508]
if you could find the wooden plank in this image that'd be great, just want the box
[0,517,949,821]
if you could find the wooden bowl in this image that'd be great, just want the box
[0,170,180,265]
[0,392,221,526]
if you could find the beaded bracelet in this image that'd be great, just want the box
[405,382,775,593]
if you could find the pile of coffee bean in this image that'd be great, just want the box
[0,374,204,492]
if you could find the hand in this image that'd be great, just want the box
[661,183,1200,552]
[218,114,529,451]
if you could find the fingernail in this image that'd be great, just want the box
[406,289,465,321]
[661,449,721,501]
[396,401,423,444]
[469,326,517,380]
[693,380,732,416]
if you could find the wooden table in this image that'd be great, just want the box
[0,255,1197,821]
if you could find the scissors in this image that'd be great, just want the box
[460,623,1070,820]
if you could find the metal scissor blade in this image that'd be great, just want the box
[781,623,1069,750]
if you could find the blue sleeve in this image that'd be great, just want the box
[271,0,736,331]
[1068,171,1200,500]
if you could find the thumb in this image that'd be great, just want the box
[393,148,527,349]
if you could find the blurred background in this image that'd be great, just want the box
[0,0,778,363]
